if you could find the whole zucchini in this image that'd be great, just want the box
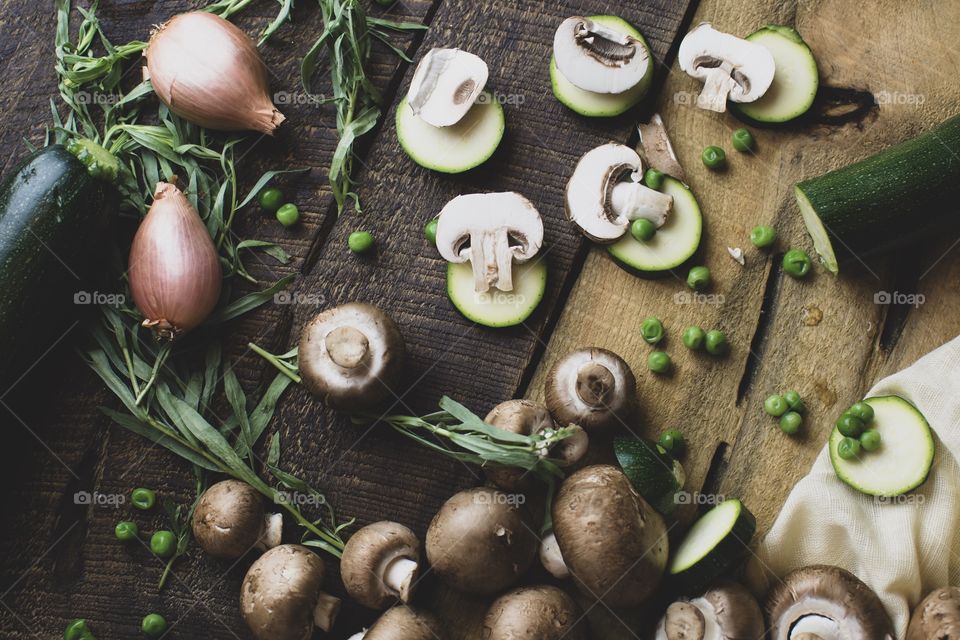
[0,140,117,388]
[795,114,960,273]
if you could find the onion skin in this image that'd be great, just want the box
[143,12,285,135]
[129,181,222,340]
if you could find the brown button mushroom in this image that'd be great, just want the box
[191,480,281,559]
[347,605,445,640]
[483,585,586,640]
[907,586,960,640]
[341,521,421,610]
[655,581,764,640]
[544,348,636,431]
[552,464,668,607]
[298,303,405,411]
[240,544,341,639]
[425,486,537,595]
[766,565,895,640]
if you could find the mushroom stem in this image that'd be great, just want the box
[538,532,570,579]
[325,326,370,369]
[347,634,366,640]
[256,512,283,551]
[610,180,673,227]
[697,61,737,112]
[384,556,419,603]
[313,592,342,632]
[575,362,615,407]
[470,227,514,292]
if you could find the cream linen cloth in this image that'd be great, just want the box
[753,335,960,636]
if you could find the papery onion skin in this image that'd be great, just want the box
[143,12,285,135]
[129,181,222,340]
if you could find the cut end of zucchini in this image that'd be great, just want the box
[66,138,120,183]
[668,498,756,593]
[446,259,546,328]
[829,395,935,497]
[396,93,504,173]
[795,185,838,274]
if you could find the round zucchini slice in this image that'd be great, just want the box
[607,177,702,274]
[668,498,756,593]
[447,260,547,328]
[731,25,819,124]
[396,92,504,173]
[550,15,653,118]
[829,395,935,497]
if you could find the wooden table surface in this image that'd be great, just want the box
[1,0,958,638]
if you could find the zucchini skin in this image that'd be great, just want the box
[0,145,116,387]
[796,114,960,270]
[668,500,756,594]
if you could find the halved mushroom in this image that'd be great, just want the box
[544,347,636,431]
[435,192,544,293]
[240,545,341,639]
[678,23,775,112]
[191,480,281,559]
[655,581,764,640]
[425,486,537,595]
[553,16,651,94]
[298,303,405,411]
[341,521,421,610]
[484,585,585,640]
[565,143,673,242]
[907,587,960,640]
[348,606,444,640]
[552,465,668,607]
[767,565,895,640]
[637,113,686,182]
[406,48,488,127]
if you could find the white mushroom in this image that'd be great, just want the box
[553,16,650,94]
[678,23,775,112]
[435,192,543,293]
[565,143,673,242]
[406,48,488,127]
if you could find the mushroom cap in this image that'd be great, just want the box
[406,47,488,127]
[552,465,668,607]
[341,521,421,610]
[191,479,266,559]
[483,399,555,490]
[553,16,650,94]
[766,565,895,640]
[677,23,775,104]
[240,545,329,640]
[656,581,763,640]
[637,113,686,182]
[425,487,537,595]
[565,143,641,242]
[907,586,960,640]
[364,606,445,640]
[298,302,405,411]
[483,585,586,640]
[544,347,637,430]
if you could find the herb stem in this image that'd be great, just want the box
[248,342,302,383]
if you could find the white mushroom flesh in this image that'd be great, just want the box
[347,632,366,640]
[407,48,489,127]
[610,180,674,227]
[383,556,419,601]
[256,512,283,551]
[566,143,645,242]
[790,614,840,639]
[553,16,650,94]
[538,532,571,579]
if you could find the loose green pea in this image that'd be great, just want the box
[150,530,177,559]
[258,187,284,211]
[115,521,138,542]
[659,429,685,455]
[631,218,657,242]
[640,316,665,345]
[276,203,300,227]
[705,329,728,356]
[732,128,755,153]
[836,413,865,438]
[860,429,882,452]
[65,619,92,640]
[423,219,438,244]
[837,436,862,460]
[141,614,168,638]
[131,488,156,510]
[648,351,671,374]
[643,168,665,190]
[701,145,726,170]
[783,390,805,413]
[348,230,375,254]
[783,249,812,278]
[849,401,875,423]
[780,411,803,435]
[750,225,776,249]
[682,326,705,350]
[686,266,711,290]
[764,394,788,417]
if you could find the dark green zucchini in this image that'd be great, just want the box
[795,114,960,273]
[614,436,685,516]
[668,498,756,594]
[0,141,117,388]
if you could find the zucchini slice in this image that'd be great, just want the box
[731,26,819,124]
[607,177,702,274]
[829,396,935,497]
[550,15,653,118]
[447,260,546,328]
[614,436,686,516]
[396,93,504,173]
[668,498,756,593]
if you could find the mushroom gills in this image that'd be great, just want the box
[406,48,489,127]
[554,16,651,94]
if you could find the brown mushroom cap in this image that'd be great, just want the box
[544,348,636,431]
[483,399,555,490]
[552,464,668,607]
[341,521,421,610]
[766,565,894,640]
[298,303,405,411]
[907,586,960,640]
[657,581,764,640]
[364,606,444,640]
[661,602,705,639]
[192,479,276,559]
[483,585,586,640]
[425,487,537,595]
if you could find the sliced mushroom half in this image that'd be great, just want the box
[566,143,673,242]
[341,521,421,610]
[553,16,651,94]
[407,48,488,127]
[435,192,544,293]
[907,587,960,640]
[678,23,775,112]
[655,581,764,640]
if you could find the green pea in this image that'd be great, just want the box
[764,394,788,417]
[150,530,177,559]
[682,326,705,350]
[131,488,156,510]
[631,218,657,242]
[276,203,300,227]
[348,230,375,254]
[783,390,805,413]
[423,219,438,244]
[705,329,728,356]
[686,266,711,291]
[640,316,665,345]
[860,429,882,452]
[732,128,755,153]
[65,619,92,640]
[701,145,726,170]
[648,351,671,374]
[836,413,865,438]
[258,187,284,211]
[750,225,776,249]
[783,249,812,278]
[849,401,875,423]
[115,521,139,542]
[658,429,685,455]
[141,614,168,638]
[837,436,862,460]
[779,411,803,435]
[643,168,665,190]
